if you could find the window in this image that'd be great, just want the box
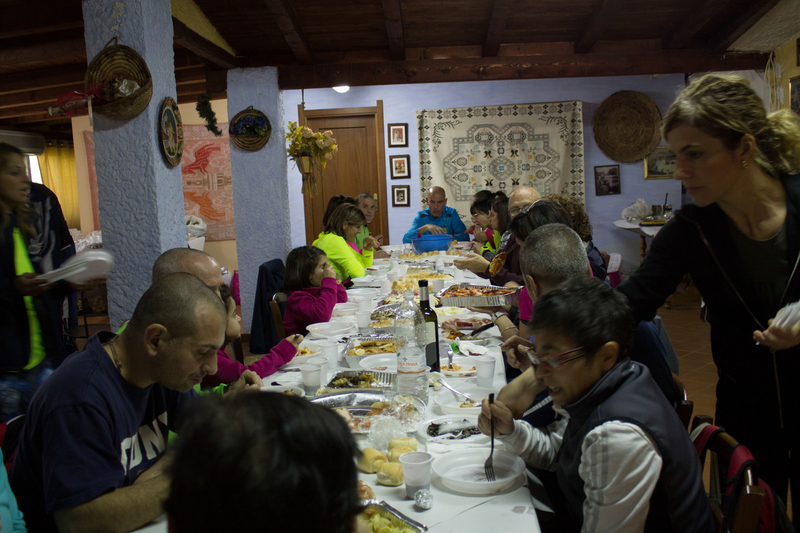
[27,154,42,184]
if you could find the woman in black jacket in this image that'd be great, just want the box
[617,74,800,519]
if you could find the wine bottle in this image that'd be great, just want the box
[418,280,440,372]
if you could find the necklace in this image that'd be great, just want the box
[105,338,122,372]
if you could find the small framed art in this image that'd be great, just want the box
[594,165,621,196]
[644,147,677,179]
[390,155,410,178]
[392,185,410,207]
[388,123,408,147]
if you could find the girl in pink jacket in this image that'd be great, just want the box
[282,246,348,336]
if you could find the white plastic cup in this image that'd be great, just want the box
[318,340,339,367]
[474,356,496,387]
[438,250,447,256]
[301,364,322,393]
[431,279,444,295]
[453,268,464,281]
[356,312,371,331]
[381,279,392,294]
[399,452,434,498]
[387,271,399,283]
[358,298,373,313]
[307,356,328,382]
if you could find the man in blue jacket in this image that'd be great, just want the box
[402,186,469,243]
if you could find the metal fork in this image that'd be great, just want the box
[438,378,474,403]
[484,393,496,481]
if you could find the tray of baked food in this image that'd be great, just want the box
[436,283,521,307]
[360,499,427,532]
[323,370,396,391]
[312,392,424,434]
[345,335,397,356]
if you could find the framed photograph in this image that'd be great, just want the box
[392,185,410,207]
[594,165,621,196]
[388,123,408,147]
[389,155,410,179]
[644,147,677,179]
[791,76,800,115]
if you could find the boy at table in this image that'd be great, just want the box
[479,278,713,533]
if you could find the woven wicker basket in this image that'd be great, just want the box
[593,91,662,163]
[229,107,272,151]
[85,37,152,121]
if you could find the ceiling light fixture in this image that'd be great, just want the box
[332,86,350,93]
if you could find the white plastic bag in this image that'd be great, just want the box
[185,215,207,238]
[622,199,649,220]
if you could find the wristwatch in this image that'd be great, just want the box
[492,311,509,322]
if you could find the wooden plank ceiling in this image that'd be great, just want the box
[0,0,777,134]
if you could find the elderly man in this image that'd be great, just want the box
[355,192,389,258]
[480,277,713,533]
[454,186,539,285]
[402,186,468,243]
[11,273,226,533]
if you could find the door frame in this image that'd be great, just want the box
[299,101,388,245]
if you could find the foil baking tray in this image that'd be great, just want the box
[344,334,397,357]
[361,500,427,532]
[323,370,396,390]
[311,392,425,434]
[436,283,521,307]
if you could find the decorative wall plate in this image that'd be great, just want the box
[229,106,271,151]
[593,91,661,163]
[159,97,183,166]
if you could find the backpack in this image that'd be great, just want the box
[691,423,795,533]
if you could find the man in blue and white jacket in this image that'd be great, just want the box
[402,186,469,243]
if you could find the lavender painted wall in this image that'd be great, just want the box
[83,0,183,327]
[228,68,292,334]
[283,74,685,274]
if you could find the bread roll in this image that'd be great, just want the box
[376,462,404,486]
[387,446,413,463]
[357,448,387,473]
[388,437,418,451]
[357,480,375,500]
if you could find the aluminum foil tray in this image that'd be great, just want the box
[344,334,397,357]
[324,370,396,390]
[362,500,427,532]
[436,283,521,307]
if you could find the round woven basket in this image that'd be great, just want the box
[593,91,662,163]
[229,107,272,152]
[85,38,152,121]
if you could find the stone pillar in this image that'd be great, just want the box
[227,68,292,333]
[83,0,184,327]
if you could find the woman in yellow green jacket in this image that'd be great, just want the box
[312,204,378,282]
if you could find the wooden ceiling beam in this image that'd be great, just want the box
[483,0,515,57]
[0,64,86,96]
[176,92,225,106]
[0,39,85,67]
[0,102,52,120]
[0,83,84,110]
[711,0,782,53]
[381,0,405,61]
[0,1,83,39]
[172,17,241,69]
[175,65,206,85]
[664,0,728,49]
[262,0,314,63]
[276,49,769,89]
[574,0,627,54]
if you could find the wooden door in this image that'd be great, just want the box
[300,102,389,245]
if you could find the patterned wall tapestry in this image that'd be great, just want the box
[181,124,235,241]
[416,102,585,220]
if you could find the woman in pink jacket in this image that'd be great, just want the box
[283,246,348,336]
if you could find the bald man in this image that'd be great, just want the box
[11,273,227,533]
[152,248,224,297]
[402,186,469,243]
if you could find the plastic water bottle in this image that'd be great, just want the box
[394,291,428,401]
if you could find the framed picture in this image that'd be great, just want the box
[791,76,800,115]
[392,185,410,207]
[644,147,677,179]
[389,155,410,178]
[388,123,408,147]
[594,165,621,196]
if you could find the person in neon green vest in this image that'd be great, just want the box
[0,143,55,422]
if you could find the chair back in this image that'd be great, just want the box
[270,292,288,341]
[671,372,694,430]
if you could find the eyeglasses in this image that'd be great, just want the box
[509,207,522,217]
[528,346,588,369]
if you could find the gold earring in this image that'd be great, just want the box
[742,160,748,169]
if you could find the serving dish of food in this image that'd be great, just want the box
[323,370,395,390]
[359,500,426,533]
[441,316,492,331]
[344,335,397,368]
[437,283,521,307]
[312,392,424,434]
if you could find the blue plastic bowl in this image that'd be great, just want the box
[411,233,453,254]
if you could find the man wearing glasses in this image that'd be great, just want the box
[478,277,713,533]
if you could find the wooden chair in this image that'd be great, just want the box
[672,372,694,430]
[691,415,765,533]
[270,292,288,341]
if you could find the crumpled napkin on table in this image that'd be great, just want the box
[455,339,489,355]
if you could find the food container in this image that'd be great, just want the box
[411,233,453,254]
[432,449,525,495]
[324,370,396,390]
[436,283,521,307]
[343,334,397,369]
[260,385,305,397]
[361,500,427,532]
[311,392,425,434]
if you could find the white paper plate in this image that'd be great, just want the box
[358,353,397,372]
[307,322,356,337]
[332,303,359,317]
[433,387,495,415]
[346,288,380,299]
[441,356,477,377]
[417,415,488,444]
[260,385,305,397]
[432,449,525,495]
[39,250,114,284]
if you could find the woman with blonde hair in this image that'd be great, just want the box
[618,74,800,517]
[313,203,379,283]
